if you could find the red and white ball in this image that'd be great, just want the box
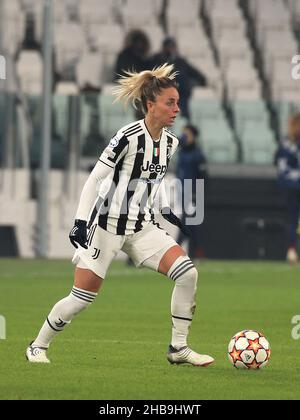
[228,330,271,369]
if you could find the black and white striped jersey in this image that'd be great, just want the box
[87,119,179,235]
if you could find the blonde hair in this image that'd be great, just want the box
[288,112,300,143]
[112,63,178,114]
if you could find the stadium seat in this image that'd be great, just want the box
[135,24,165,54]
[251,0,289,21]
[191,98,224,121]
[286,0,300,25]
[1,0,25,55]
[262,30,298,77]
[174,24,212,59]
[212,25,246,44]
[240,121,276,164]
[54,22,87,75]
[232,88,262,101]
[79,0,116,26]
[88,23,124,55]
[225,58,261,100]
[242,142,277,165]
[188,58,223,98]
[262,29,296,51]
[217,37,253,71]
[191,86,221,100]
[255,2,291,46]
[64,0,80,19]
[76,53,104,90]
[102,52,120,83]
[196,119,237,163]
[276,90,300,104]
[270,60,300,101]
[204,0,238,17]
[121,0,159,29]
[55,82,79,95]
[210,1,245,34]
[34,0,69,44]
[232,100,270,137]
[166,0,202,33]
[52,0,69,22]
[53,94,69,141]
[16,50,43,94]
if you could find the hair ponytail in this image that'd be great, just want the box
[112,63,178,114]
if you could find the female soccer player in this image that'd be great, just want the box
[26,64,214,367]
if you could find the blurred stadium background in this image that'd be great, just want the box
[0,0,299,260]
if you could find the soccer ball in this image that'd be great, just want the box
[228,330,271,369]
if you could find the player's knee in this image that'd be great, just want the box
[47,287,98,332]
[53,287,98,325]
[175,265,198,289]
[168,255,198,289]
[68,286,97,312]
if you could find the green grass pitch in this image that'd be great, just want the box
[0,258,300,400]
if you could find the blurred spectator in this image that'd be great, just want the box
[276,112,300,263]
[151,37,207,120]
[114,29,151,119]
[176,124,208,259]
[114,29,151,79]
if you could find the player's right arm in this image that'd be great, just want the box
[69,133,129,248]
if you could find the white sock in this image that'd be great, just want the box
[168,256,198,350]
[33,287,97,348]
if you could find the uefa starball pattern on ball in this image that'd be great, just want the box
[228,330,271,369]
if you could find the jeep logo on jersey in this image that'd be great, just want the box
[141,161,167,175]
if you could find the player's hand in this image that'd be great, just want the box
[161,207,190,236]
[69,219,88,249]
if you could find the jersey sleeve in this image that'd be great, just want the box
[98,132,129,169]
[75,160,113,221]
[75,133,129,221]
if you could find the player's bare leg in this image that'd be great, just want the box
[74,267,104,292]
[26,268,103,363]
[158,245,214,367]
